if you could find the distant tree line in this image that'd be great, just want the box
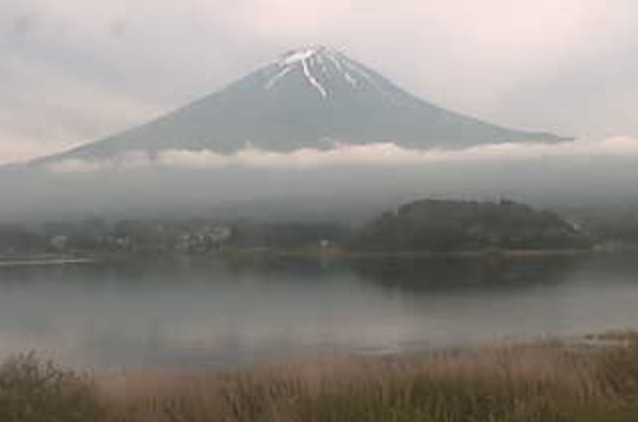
[2,199,635,257]
[0,218,351,256]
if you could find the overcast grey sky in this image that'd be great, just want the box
[1,0,637,164]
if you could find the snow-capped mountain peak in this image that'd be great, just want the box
[34,47,569,164]
[261,46,396,101]
[279,46,327,65]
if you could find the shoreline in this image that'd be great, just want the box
[0,254,96,267]
[8,242,638,266]
[0,247,610,267]
[215,246,598,261]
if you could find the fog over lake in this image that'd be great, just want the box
[1,253,637,369]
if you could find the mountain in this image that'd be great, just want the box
[38,46,567,163]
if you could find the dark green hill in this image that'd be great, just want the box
[349,199,592,253]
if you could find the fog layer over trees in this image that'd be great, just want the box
[1,139,638,223]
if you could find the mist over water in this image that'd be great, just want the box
[0,253,637,369]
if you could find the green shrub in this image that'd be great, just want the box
[0,352,103,422]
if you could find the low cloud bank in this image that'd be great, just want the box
[45,137,638,173]
[1,136,637,222]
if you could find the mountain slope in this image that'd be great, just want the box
[40,46,568,162]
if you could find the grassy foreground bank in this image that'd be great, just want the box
[3,336,638,422]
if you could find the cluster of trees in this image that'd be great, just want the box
[230,222,350,250]
[565,205,638,244]
[348,199,593,253]
[0,224,46,255]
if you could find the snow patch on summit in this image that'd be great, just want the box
[264,46,363,98]
[300,56,327,97]
[280,47,320,66]
[265,66,292,90]
[268,47,330,98]
[262,46,400,102]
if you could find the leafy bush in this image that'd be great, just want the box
[0,353,103,421]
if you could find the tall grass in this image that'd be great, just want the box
[3,336,638,421]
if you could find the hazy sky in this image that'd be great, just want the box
[1,0,637,164]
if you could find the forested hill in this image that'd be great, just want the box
[349,199,592,253]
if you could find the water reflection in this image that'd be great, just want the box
[346,255,584,293]
[0,253,636,369]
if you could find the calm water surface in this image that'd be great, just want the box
[0,253,637,369]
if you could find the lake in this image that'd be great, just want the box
[0,252,637,370]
